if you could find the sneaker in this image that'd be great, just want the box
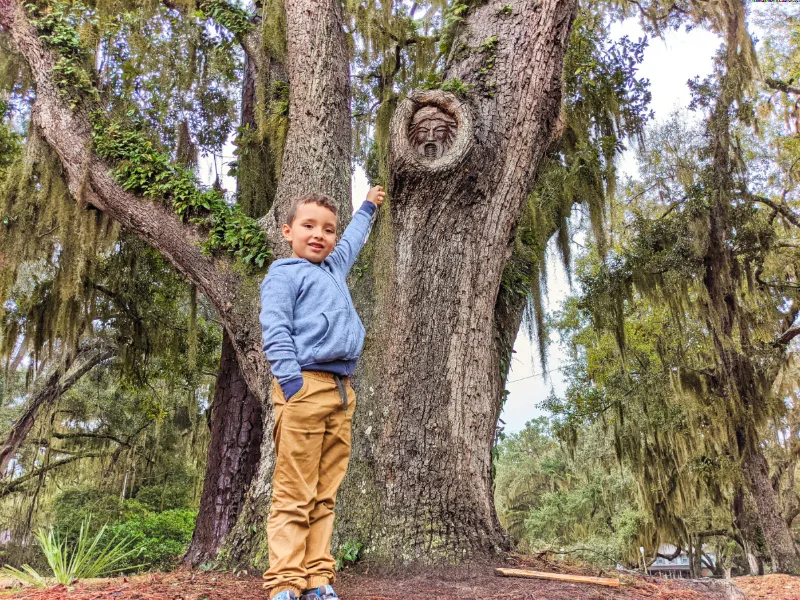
[300,585,338,600]
[272,592,299,600]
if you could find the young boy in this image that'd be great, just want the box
[259,185,385,600]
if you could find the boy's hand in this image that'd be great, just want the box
[366,185,385,207]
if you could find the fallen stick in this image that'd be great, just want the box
[494,568,621,588]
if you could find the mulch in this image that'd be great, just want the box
[733,574,800,600]
[2,555,793,600]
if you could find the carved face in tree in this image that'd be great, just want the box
[408,106,458,159]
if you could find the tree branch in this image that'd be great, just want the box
[0,0,270,401]
[0,342,115,476]
[775,326,800,348]
[738,191,800,228]
[161,0,264,73]
[765,77,800,96]
[657,546,682,561]
[0,452,104,498]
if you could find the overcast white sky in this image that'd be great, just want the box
[200,5,789,435]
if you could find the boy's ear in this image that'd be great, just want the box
[281,223,292,242]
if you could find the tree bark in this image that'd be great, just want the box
[733,487,765,576]
[260,0,352,248]
[334,0,577,560]
[184,331,264,565]
[741,445,798,573]
[0,342,114,476]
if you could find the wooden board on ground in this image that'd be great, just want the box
[494,567,621,588]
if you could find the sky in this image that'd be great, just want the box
[199,5,789,436]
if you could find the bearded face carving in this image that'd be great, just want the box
[408,106,458,160]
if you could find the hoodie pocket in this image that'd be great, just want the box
[311,308,356,362]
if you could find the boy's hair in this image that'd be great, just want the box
[286,193,338,226]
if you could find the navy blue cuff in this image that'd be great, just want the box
[282,376,304,400]
[360,200,377,216]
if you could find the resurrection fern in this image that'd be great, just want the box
[91,114,270,268]
[25,1,99,107]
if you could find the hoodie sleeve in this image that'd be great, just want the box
[326,200,377,276]
[260,271,304,399]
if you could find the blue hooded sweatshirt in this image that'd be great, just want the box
[259,200,377,400]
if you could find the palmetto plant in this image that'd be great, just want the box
[1,515,145,586]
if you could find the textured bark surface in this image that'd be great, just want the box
[335,0,577,560]
[732,487,765,576]
[741,445,799,573]
[261,0,352,255]
[0,343,114,476]
[184,332,264,565]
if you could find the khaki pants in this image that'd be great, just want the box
[263,370,356,599]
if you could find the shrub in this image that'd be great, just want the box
[134,483,192,512]
[109,509,196,571]
[52,487,148,539]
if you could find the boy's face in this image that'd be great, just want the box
[282,202,338,263]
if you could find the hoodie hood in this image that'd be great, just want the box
[269,257,320,270]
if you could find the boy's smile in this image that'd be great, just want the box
[282,202,338,263]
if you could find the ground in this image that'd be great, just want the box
[0,556,797,600]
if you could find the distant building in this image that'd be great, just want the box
[648,544,715,578]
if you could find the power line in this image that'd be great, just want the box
[506,363,572,384]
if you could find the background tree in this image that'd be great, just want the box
[547,4,800,573]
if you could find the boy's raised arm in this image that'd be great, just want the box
[326,186,384,275]
[260,273,304,399]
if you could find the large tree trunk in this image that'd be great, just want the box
[741,443,799,573]
[733,486,765,576]
[335,0,576,560]
[183,332,264,565]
